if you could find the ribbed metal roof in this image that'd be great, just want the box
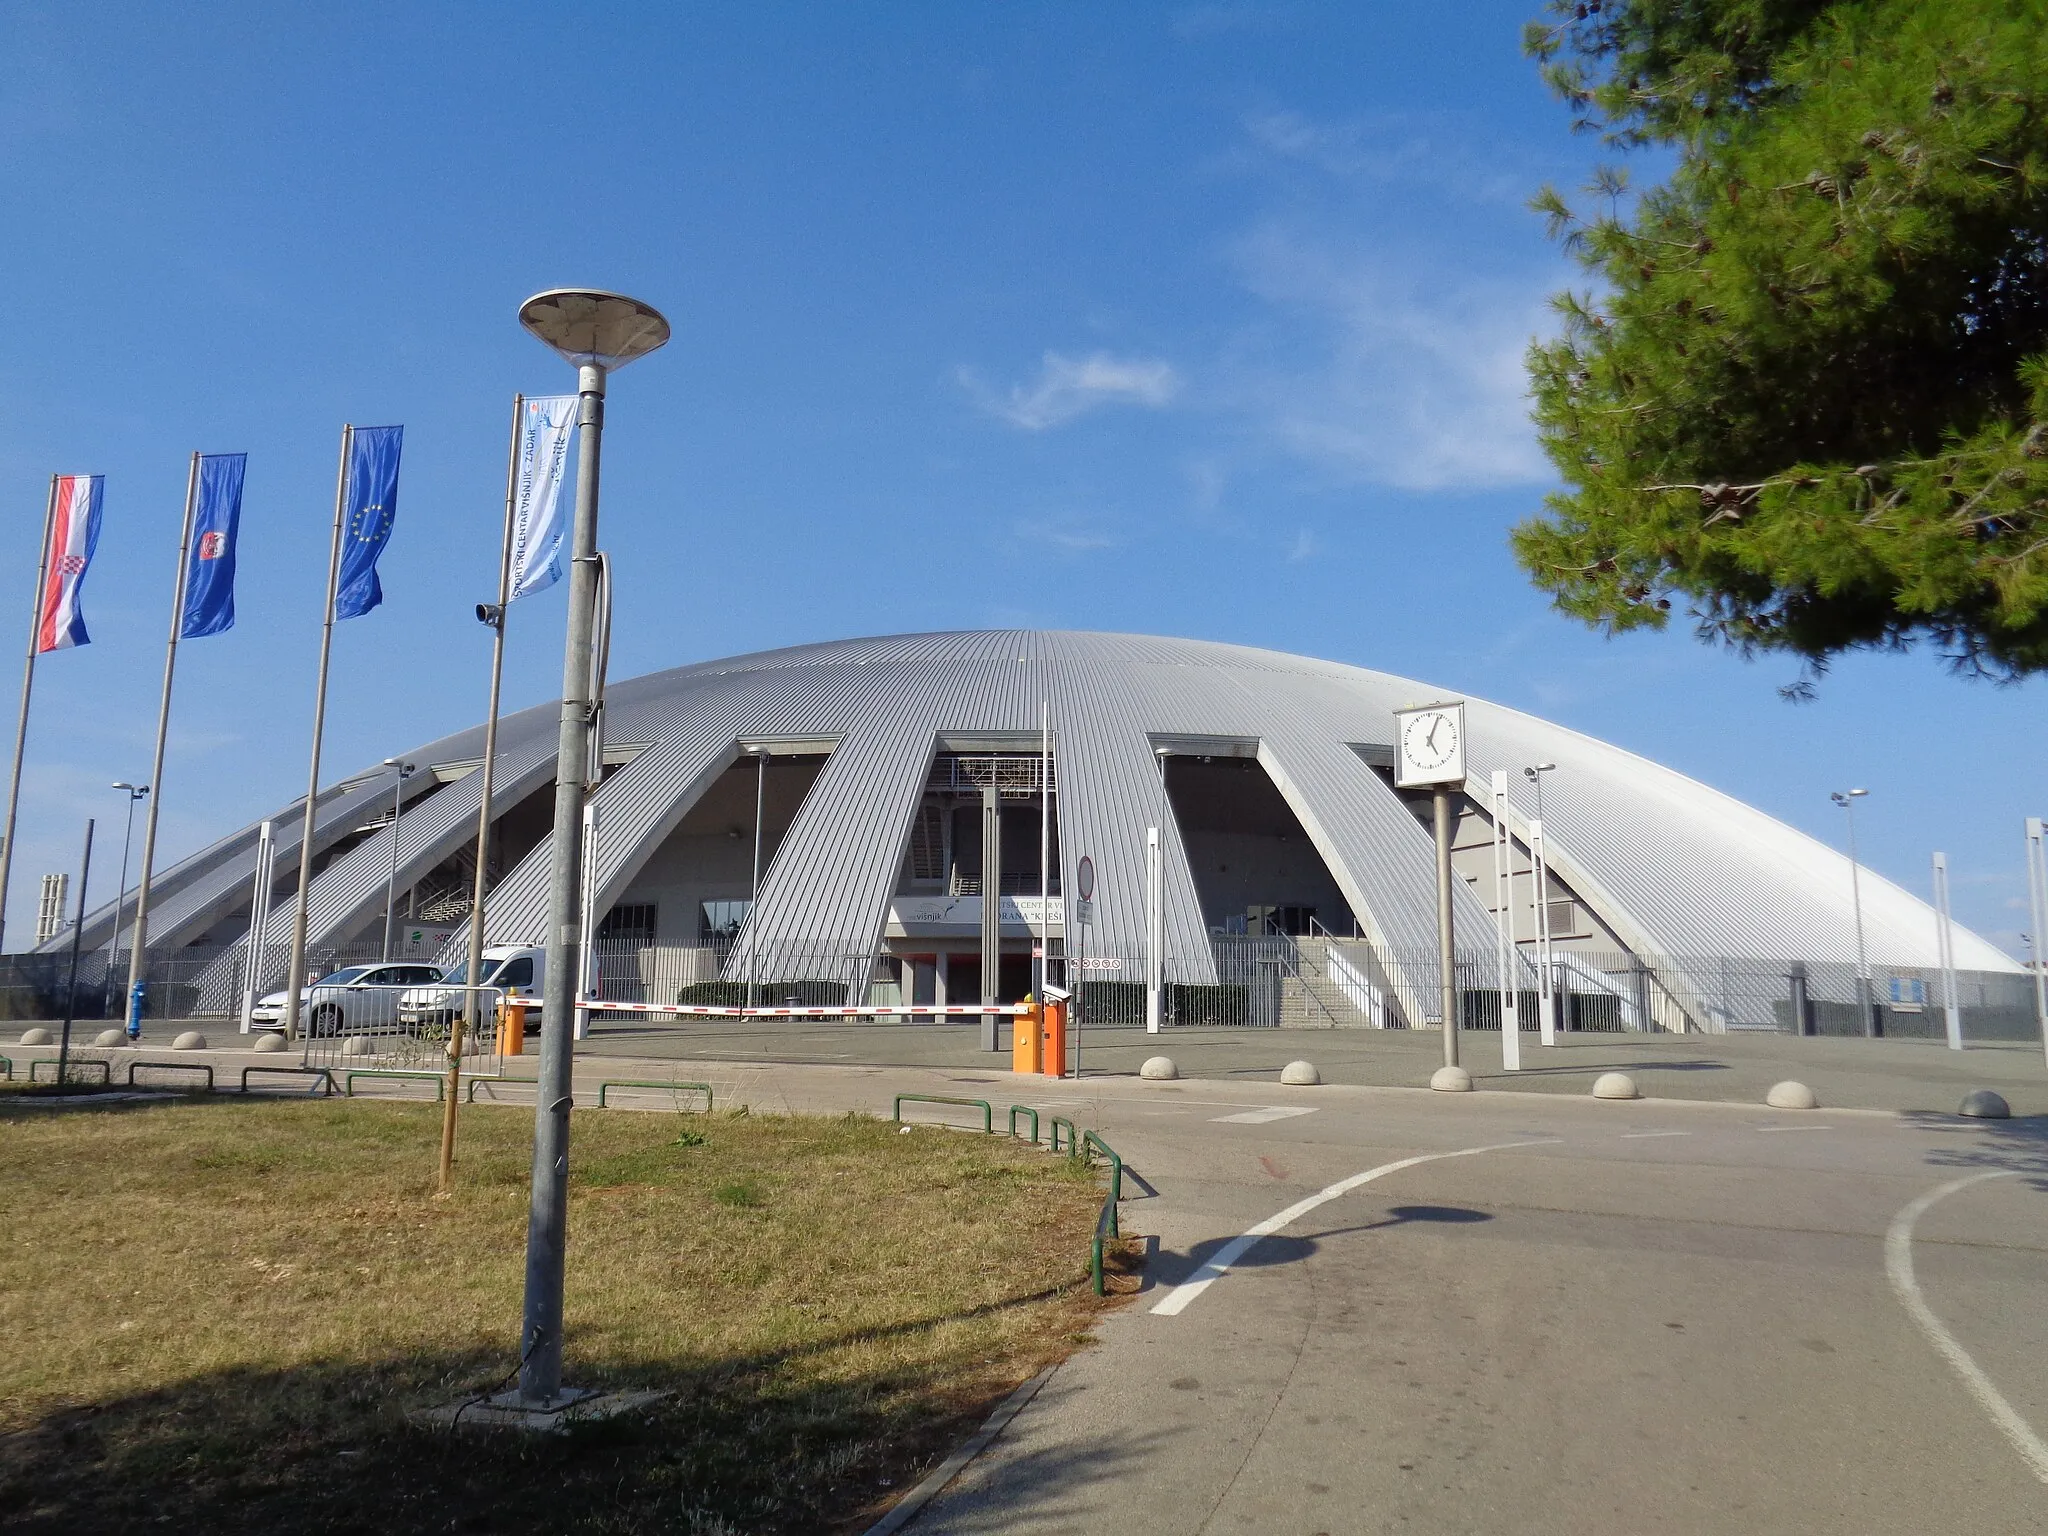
[89,630,2020,981]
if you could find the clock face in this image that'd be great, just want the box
[1394,702,1466,786]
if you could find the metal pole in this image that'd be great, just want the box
[2028,818,2048,1068]
[1530,818,1555,1045]
[107,787,143,984]
[56,818,93,1085]
[0,477,58,956]
[519,361,607,1408]
[381,763,409,961]
[446,398,526,1189]
[1038,702,1050,998]
[121,455,200,1039]
[1491,769,1517,1071]
[1932,851,1962,1051]
[574,800,598,1042]
[1843,797,1877,1037]
[1144,825,1162,1034]
[240,819,274,1033]
[1433,785,1459,1068]
[980,781,1000,1051]
[1529,770,1556,1044]
[749,745,766,1009]
[282,427,353,1044]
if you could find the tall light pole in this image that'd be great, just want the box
[1147,744,1169,1033]
[513,288,669,1413]
[748,744,768,1009]
[106,782,148,987]
[380,758,415,961]
[1831,788,1877,1037]
[1523,763,1556,1042]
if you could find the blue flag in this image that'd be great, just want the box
[180,453,246,638]
[334,425,403,621]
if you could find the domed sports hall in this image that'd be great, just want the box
[53,630,2025,1038]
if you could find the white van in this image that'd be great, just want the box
[397,945,546,1033]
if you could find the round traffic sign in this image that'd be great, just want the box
[1077,854,1095,901]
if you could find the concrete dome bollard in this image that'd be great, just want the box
[1958,1089,2011,1120]
[1766,1080,1818,1110]
[1591,1072,1640,1100]
[93,1029,125,1048]
[341,1035,376,1058]
[171,1031,207,1051]
[1139,1055,1179,1081]
[18,1027,51,1046]
[1430,1064,1473,1093]
[252,1031,289,1054]
[1279,1060,1322,1086]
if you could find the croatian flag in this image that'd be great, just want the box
[37,474,103,654]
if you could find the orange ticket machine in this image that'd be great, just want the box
[1039,986,1069,1078]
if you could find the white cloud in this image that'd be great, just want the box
[1011,516,1120,554]
[1234,109,1534,205]
[962,351,1182,431]
[1285,528,1316,562]
[1221,223,1558,491]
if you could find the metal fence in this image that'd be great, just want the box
[297,982,508,1081]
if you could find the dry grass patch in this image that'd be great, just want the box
[0,1095,1118,1533]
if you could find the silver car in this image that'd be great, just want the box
[250,963,445,1036]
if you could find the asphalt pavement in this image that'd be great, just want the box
[25,1024,2048,1531]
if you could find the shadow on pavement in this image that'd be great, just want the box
[1149,1205,1494,1284]
[1908,1110,2048,1190]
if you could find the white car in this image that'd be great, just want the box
[397,945,545,1033]
[250,963,446,1036]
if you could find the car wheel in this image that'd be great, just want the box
[311,1003,343,1037]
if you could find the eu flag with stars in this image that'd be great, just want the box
[334,425,403,620]
[180,452,246,638]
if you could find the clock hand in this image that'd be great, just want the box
[1426,718,1442,752]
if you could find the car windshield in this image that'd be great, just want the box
[436,961,470,986]
[313,966,373,986]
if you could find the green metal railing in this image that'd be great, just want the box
[343,1069,446,1100]
[1048,1115,1078,1154]
[1007,1104,1039,1142]
[239,1065,336,1096]
[891,1094,994,1133]
[1080,1130,1124,1296]
[125,1060,214,1091]
[29,1058,109,1086]
[596,1079,714,1110]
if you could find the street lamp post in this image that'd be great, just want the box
[1523,763,1556,1042]
[380,759,415,961]
[106,782,148,987]
[748,744,768,1009]
[512,288,669,1413]
[1831,788,1878,1038]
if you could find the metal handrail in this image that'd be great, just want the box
[892,1094,994,1133]
[596,1079,713,1110]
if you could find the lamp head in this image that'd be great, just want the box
[518,289,670,371]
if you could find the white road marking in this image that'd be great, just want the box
[1886,1170,2048,1483]
[1149,1138,1559,1318]
[1617,1130,1691,1140]
[1756,1125,1833,1134]
[1210,1106,1318,1125]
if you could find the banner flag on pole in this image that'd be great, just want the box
[36,475,103,654]
[334,425,403,620]
[508,395,576,601]
[180,453,247,638]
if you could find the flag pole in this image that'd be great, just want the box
[121,453,200,1039]
[282,427,352,1043]
[441,395,522,1190]
[0,476,58,957]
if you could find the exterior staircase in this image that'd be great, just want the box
[1279,937,1381,1028]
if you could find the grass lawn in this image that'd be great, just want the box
[0,1094,1121,1534]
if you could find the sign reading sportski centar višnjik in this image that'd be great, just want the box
[1393,700,1466,788]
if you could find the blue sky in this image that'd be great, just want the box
[1,2,2042,955]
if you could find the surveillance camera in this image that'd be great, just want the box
[476,603,504,627]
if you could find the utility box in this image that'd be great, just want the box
[1039,996,1067,1078]
[498,1000,527,1056]
[1012,997,1042,1074]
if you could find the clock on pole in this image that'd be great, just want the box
[1393,700,1466,788]
[1393,700,1467,1072]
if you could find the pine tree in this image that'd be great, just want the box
[1518,0,2048,686]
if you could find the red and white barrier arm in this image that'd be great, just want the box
[575,999,1032,1019]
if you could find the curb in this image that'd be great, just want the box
[862,1364,1057,1535]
